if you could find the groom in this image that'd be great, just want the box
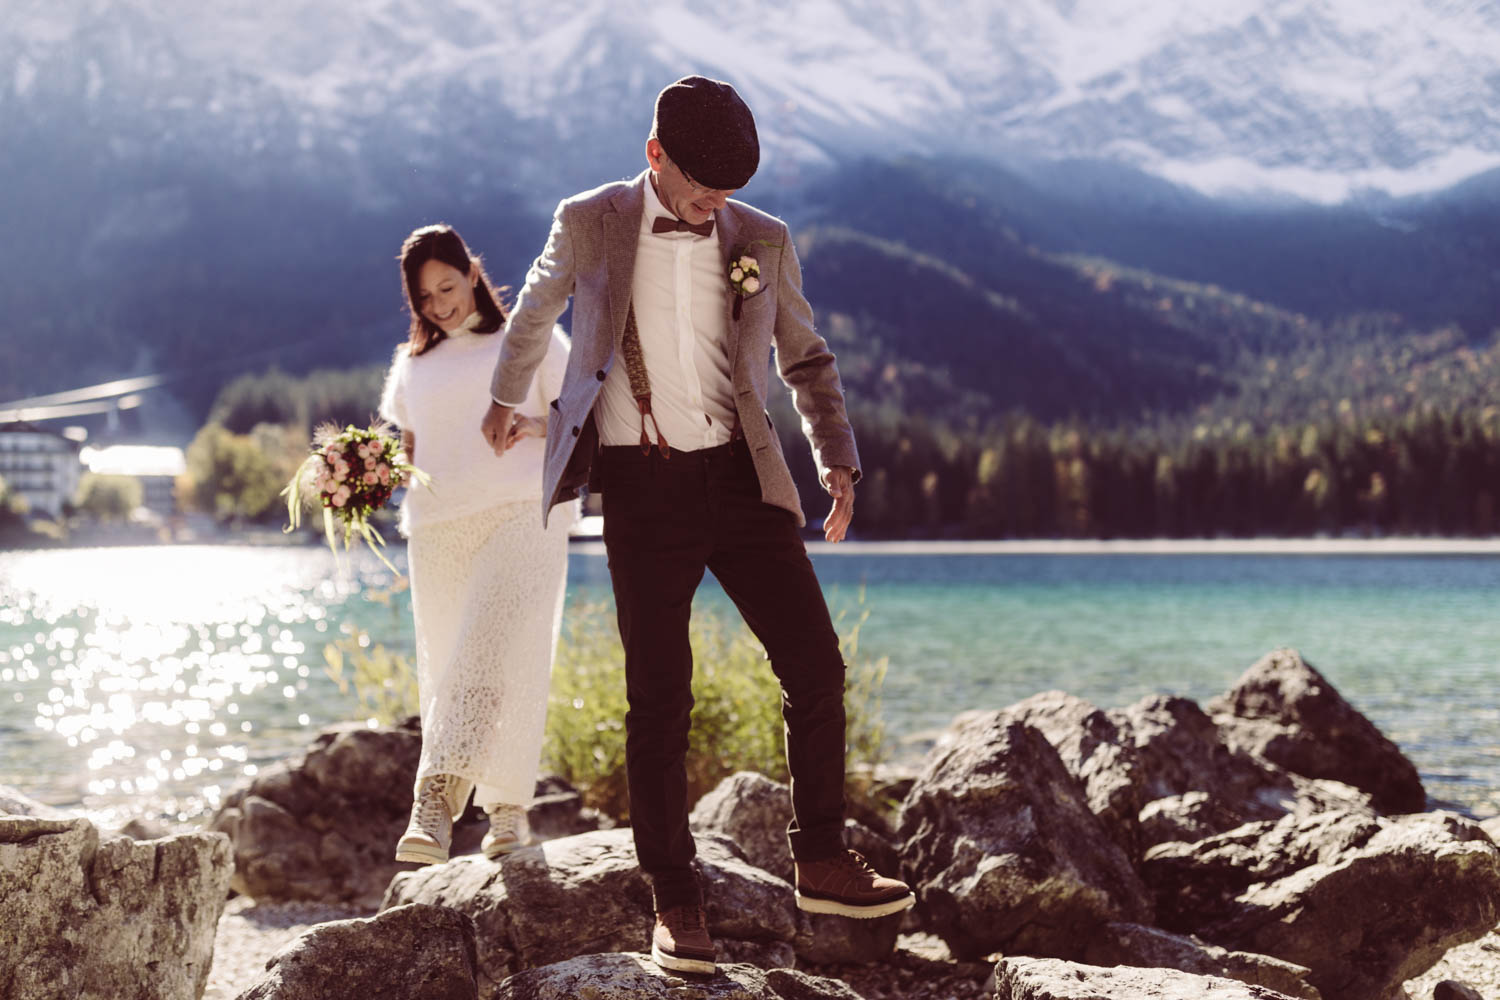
[482,75,913,975]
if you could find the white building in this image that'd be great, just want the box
[81,444,187,515]
[0,422,82,518]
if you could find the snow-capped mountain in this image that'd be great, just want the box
[5,0,1500,203]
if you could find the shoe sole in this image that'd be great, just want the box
[795,890,916,919]
[650,942,716,976]
[394,840,449,866]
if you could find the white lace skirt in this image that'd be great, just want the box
[406,500,570,809]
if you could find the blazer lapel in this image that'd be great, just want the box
[716,203,745,363]
[604,172,647,345]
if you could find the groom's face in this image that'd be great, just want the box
[647,138,734,226]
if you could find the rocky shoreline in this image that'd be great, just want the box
[4,647,1499,999]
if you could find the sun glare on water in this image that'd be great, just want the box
[0,545,388,828]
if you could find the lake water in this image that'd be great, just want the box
[2,542,1497,828]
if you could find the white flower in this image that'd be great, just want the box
[742,276,760,294]
[739,256,758,272]
[730,267,744,282]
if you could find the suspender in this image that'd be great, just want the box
[620,302,670,457]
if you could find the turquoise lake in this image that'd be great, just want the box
[2,543,1497,827]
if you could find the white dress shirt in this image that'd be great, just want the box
[593,175,738,451]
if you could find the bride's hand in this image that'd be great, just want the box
[504,415,546,449]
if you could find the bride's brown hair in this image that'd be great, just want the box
[398,224,509,356]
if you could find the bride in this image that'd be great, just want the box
[379,223,571,863]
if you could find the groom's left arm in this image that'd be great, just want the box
[771,223,861,485]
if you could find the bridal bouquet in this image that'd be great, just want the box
[282,422,427,571]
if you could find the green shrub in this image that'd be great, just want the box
[323,628,421,726]
[325,596,891,822]
[322,583,420,725]
[543,600,890,821]
[74,473,143,522]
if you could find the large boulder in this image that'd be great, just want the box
[1080,922,1320,999]
[208,720,490,907]
[1008,691,1373,860]
[993,957,1304,999]
[1208,648,1425,814]
[689,771,903,965]
[382,828,797,995]
[491,953,865,1000]
[0,815,233,1000]
[528,775,613,840]
[1142,810,1500,1000]
[894,715,1152,960]
[233,903,479,1000]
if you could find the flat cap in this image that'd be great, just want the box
[652,75,759,191]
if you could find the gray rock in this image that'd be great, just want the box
[1208,648,1426,815]
[529,775,614,840]
[691,772,794,881]
[993,956,1303,999]
[844,762,919,837]
[1008,690,1374,859]
[233,903,479,1000]
[491,953,865,999]
[894,715,1151,960]
[1432,982,1485,1000]
[1081,922,1321,999]
[1002,691,1140,853]
[208,720,489,906]
[0,783,67,818]
[1482,816,1500,844]
[382,828,798,993]
[119,816,174,840]
[689,771,904,966]
[1143,810,1384,930]
[0,815,233,1000]
[1142,810,1500,1000]
[690,772,900,883]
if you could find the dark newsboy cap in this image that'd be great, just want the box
[652,75,759,191]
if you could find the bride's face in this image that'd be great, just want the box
[416,259,478,332]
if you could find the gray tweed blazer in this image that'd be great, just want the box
[490,171,860,528]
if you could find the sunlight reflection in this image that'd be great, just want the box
[0,545,404,824]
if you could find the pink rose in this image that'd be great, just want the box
[363,471,378,485]
[378,465,391,484]
[364,456,376,470]
[332,491,349,508]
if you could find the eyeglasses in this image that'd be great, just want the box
[664,153,730,197]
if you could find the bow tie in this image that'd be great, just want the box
[652,216,714,238]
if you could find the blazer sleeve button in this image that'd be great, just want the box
[571,426,581,437]
[595,370,606,381]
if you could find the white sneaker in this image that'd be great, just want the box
[395,773,467,865]
[481,803,530,859]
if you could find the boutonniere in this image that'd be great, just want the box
[728,239,781,319]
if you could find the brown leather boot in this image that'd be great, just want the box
[794,849,915,918]
[651,904,716,975]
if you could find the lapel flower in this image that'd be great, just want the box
[729,240,780,319]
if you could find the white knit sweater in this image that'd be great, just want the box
[379,318,569,534]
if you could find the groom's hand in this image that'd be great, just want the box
[822,466,855,543]
[481,401,515,457]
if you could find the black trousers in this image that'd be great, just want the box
[599,441,848,911]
